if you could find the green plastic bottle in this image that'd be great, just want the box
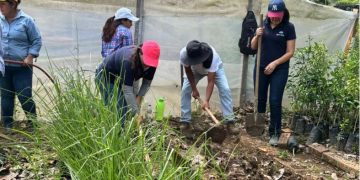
[155,98,165,121]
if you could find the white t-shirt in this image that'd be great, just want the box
[180,46,222,75]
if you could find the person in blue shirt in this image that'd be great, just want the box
[251,0,296,146]
[95,40,160,128]
[101,7,139,59]
[0,28,4,77]
[0,0,42,130]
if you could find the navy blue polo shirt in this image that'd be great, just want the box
[260,20,296,69]
[100,45,156,85]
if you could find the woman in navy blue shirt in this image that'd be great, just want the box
[251,0,296,146]
[95,40,160,127]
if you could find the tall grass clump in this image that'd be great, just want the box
[39,66,203,179]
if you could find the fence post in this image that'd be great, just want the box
[135,0,144,45]
[239,0,253,107]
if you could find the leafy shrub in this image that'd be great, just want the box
[288,35,359,134]
[287,38,333,124]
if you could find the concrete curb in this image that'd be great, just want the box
[308,143,359,175]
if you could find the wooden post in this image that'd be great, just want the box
[343,9,358,57]
[180,65,184,88]
[135,0,144,45]
[239,0,254,107]
[239,56,249,107]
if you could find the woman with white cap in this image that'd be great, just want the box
[251,0,296,146]
[96,41,160,127]
[0,0,42,131]
[101,7,139,59]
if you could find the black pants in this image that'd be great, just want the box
[254,67,289,137]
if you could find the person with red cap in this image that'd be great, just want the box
[95,41,160,127]
[251,0,296,146]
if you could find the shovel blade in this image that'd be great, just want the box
[245,113,266,136]
[206,125,227,144]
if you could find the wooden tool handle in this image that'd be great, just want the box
[196,97,221,125]
[204,108,221,125]
[254,14,263,114]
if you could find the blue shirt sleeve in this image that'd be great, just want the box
[123,60,135,86]
[0,28,3,58]
[1,11,42,61]
[0,28,4,75]
[118,28,133,47]
[143,67,156,81]
[101,25,133,59]
[26,18,42,58]
[122,63,156,86]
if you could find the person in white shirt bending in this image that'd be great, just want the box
[179,40,239,135]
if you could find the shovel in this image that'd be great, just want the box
[245,14,266,136]
[197,97,227,144]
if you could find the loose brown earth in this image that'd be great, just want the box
[0,107,358,179]
[168,107,359,179]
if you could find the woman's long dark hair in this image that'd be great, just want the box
[282,8,290,23]
[133,44,144,79]
[102,16,124,42]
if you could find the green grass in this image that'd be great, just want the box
[35,66,204,179]
[277,150,290,160]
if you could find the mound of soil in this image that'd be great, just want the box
[167,107,357,179]
[168,110,301,179]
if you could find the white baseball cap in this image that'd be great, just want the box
[114,7,139,22]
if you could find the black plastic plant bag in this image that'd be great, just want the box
[329,125,339,145]
[306,126,322,145]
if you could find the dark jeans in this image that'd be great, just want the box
[254,67,289,137]
[0,66,36,128]
[95,68,127,128]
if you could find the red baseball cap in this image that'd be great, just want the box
[268,11,284,18]
[141,40,160,68]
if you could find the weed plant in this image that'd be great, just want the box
[38,67,204,179]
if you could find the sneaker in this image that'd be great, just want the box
[269,135,279,146]
[2,123,13,135]
[3,127,12,135]
[1,125,17,136]
[21,120,35,133]
[180,122,191,131]
[179,122,193,138]
[226,122,240,135]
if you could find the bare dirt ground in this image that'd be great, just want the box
[168,106,359,179]
[0,106,359,179]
